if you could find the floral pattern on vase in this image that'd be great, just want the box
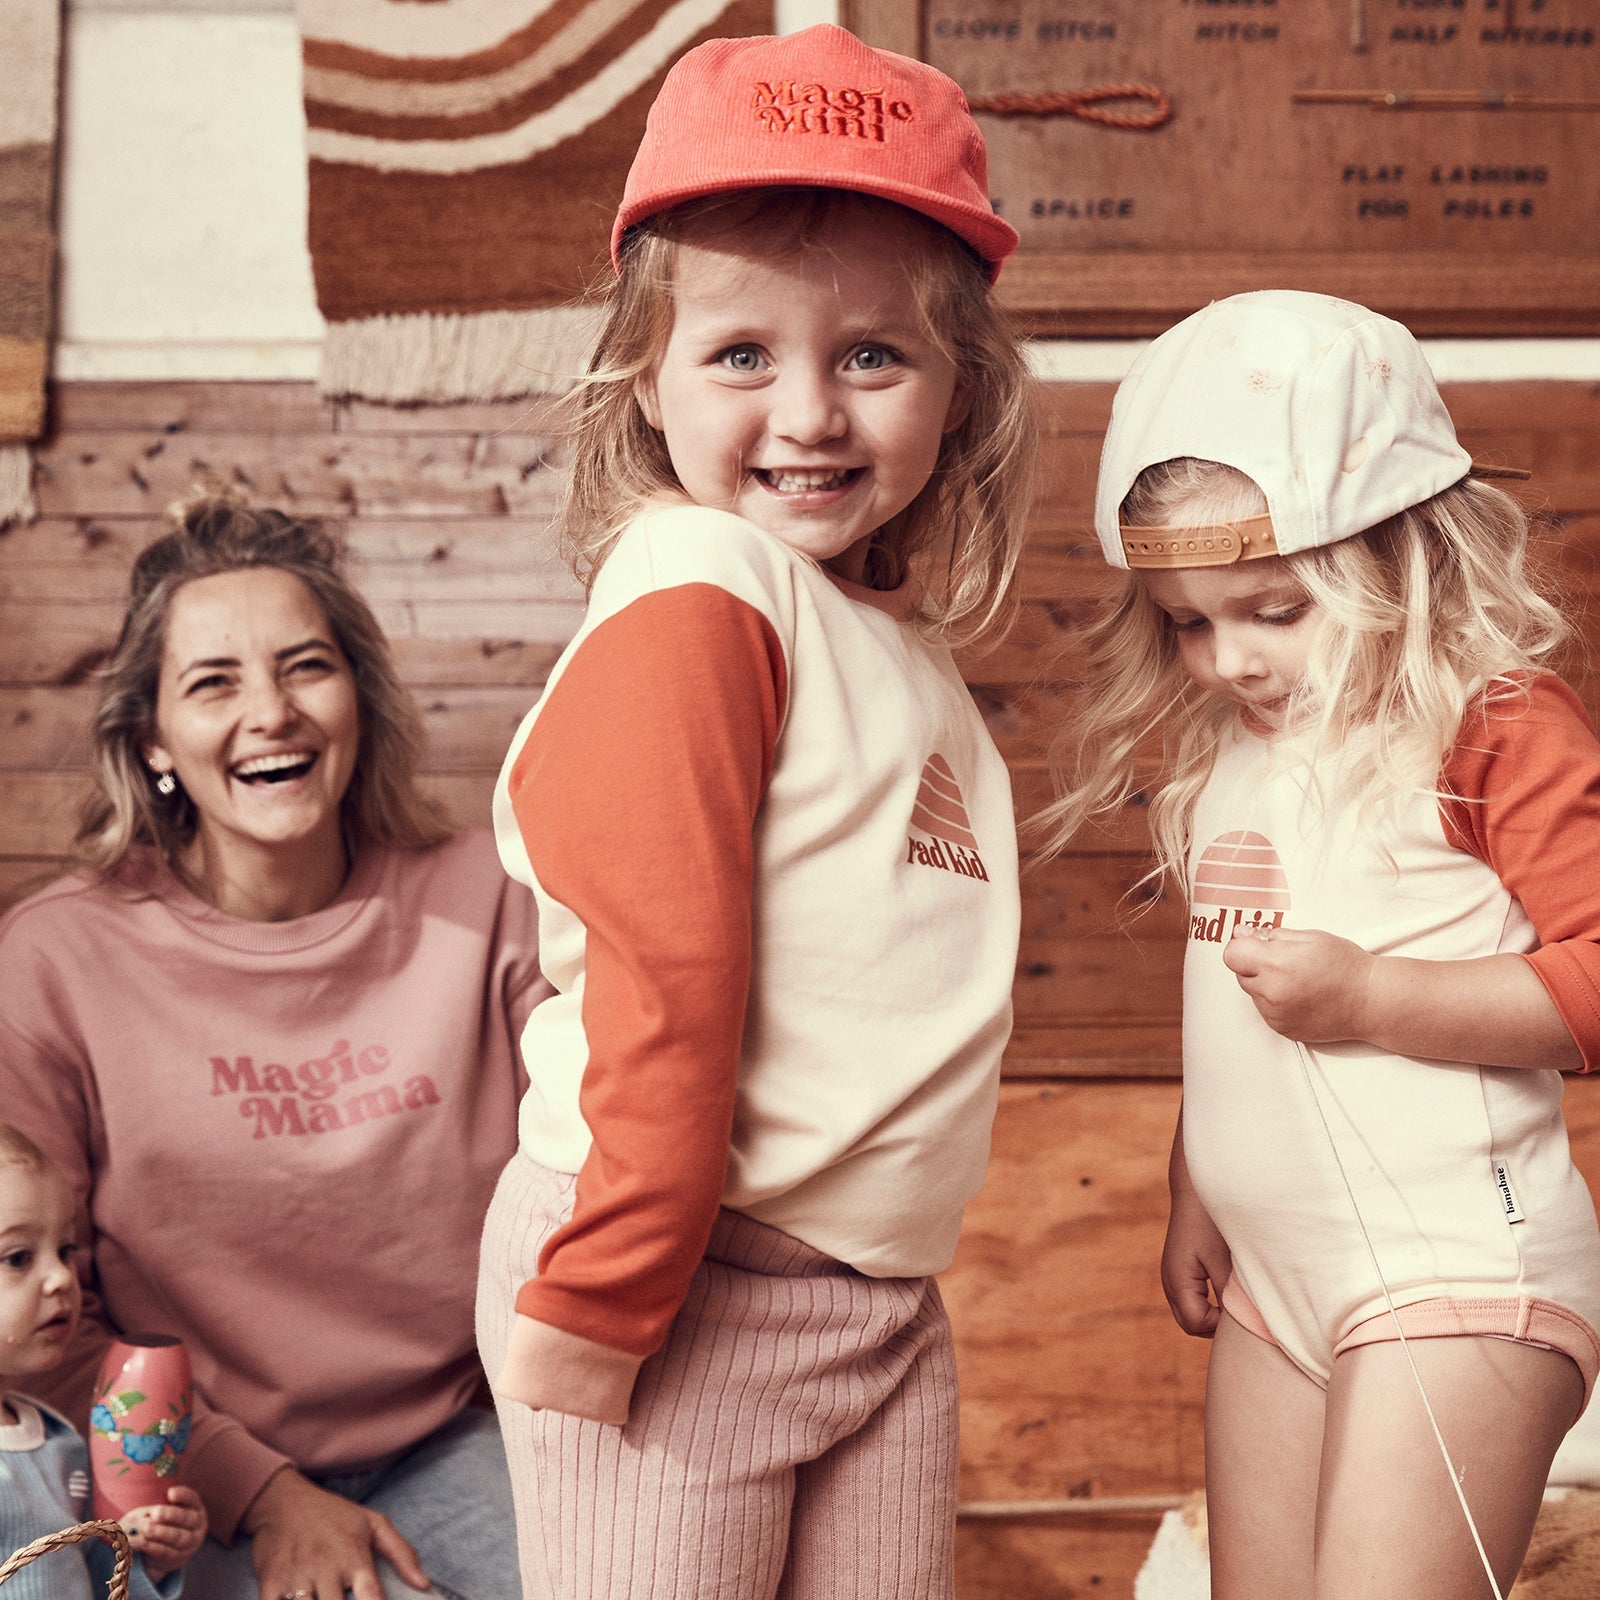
[90,1333,193,1521]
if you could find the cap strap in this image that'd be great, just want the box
[1120,513,1279,569]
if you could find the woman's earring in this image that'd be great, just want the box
[155,771,176,797]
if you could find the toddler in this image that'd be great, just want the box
[1043,290,1600,1599]
[1,1123,205,1597]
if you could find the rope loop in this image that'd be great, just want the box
[0,1520,133,1600]
[968,84,1173,130]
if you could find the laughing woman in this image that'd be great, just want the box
[0,494,550,1600]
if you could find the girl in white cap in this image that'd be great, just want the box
[477,24,1034,1599]
[1043,289,1600,1599]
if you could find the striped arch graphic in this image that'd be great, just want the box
[1192,830,1291,911]
[909,754,979,850]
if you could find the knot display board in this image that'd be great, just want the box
[845,0,1600,334]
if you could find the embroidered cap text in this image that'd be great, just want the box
[752,81,915,142]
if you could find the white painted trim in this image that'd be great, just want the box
[1026,339,1600,385]
[54,341,324,381]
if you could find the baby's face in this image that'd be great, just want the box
[0,1159,81,1380]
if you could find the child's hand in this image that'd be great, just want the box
[1163,1155,1232,1337]
[1223,924,1373,1043]
[120,1485,208,1582]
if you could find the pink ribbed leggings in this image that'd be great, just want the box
[476,1152,959,1600]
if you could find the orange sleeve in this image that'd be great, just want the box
[501,584,787,1420]
[1441,674,1600,1072]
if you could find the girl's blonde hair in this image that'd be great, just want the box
[0,1122,50,1174]
[77,490,451,878]
[556,186,1036,650]
[1034,460,1570,889]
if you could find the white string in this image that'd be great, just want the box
[1291,1036,1506,1600]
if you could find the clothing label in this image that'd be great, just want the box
[1493,1160,1526,1224]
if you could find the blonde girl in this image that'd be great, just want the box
[476,24,1034,1600]
[1043,290,1600,1600]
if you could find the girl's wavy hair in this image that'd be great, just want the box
[1031,460,1571,891]
[555,186,1036,651]
[77,488,450,877]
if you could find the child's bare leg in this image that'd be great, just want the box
[1315,1336,1583,1600]
[1204,1310,1324,1600]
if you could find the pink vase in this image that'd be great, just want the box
[89,1333,193,1521]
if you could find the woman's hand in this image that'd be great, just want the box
[1161,1115,1232,1338]
[121,1485,208,1582]
[1223,925,1373,1043]
[240,1466,430,1600]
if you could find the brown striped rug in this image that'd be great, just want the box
[0,0,61,524]
[300,0,772,404]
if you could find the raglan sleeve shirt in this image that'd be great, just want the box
[498,513,790,1424]
[1441,673,1600,1071]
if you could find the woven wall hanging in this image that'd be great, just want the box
[300,0,772,404]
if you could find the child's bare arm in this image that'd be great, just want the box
[1223,925,1581,1071]
[1161,1107,1232,1337]
[121,1485,207,1583]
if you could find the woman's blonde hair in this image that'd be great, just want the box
[1033,461,1570,890]
[556,186,1036,650]
[77,490,450,876]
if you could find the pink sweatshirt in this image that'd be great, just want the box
[0,831,550,1540]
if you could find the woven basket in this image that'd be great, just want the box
[0,1520,131,1599]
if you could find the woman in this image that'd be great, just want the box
[0,492,549,1600]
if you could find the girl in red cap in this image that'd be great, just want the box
[476,24,1035,1600]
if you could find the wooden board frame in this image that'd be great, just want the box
[842,0,1600,336]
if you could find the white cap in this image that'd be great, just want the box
[1094,291,1489,570]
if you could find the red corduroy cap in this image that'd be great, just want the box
[612,24,1018,281]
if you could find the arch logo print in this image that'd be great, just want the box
[906,754,991,882]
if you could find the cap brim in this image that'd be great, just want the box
[612,174,1018,283]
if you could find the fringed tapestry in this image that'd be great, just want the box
[299,0,772,403]
[0,0,61,524]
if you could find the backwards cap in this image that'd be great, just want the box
[1095,290,1521,571]
[612,24,1018,280]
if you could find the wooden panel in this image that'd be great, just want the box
[946,1081,1204,1502]
[32,432,566,520]
[955,1517,1164,1600]
[950,1083,1188,1572]
[46,380,334,435]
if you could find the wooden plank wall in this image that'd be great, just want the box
[5,378,1600,1597]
